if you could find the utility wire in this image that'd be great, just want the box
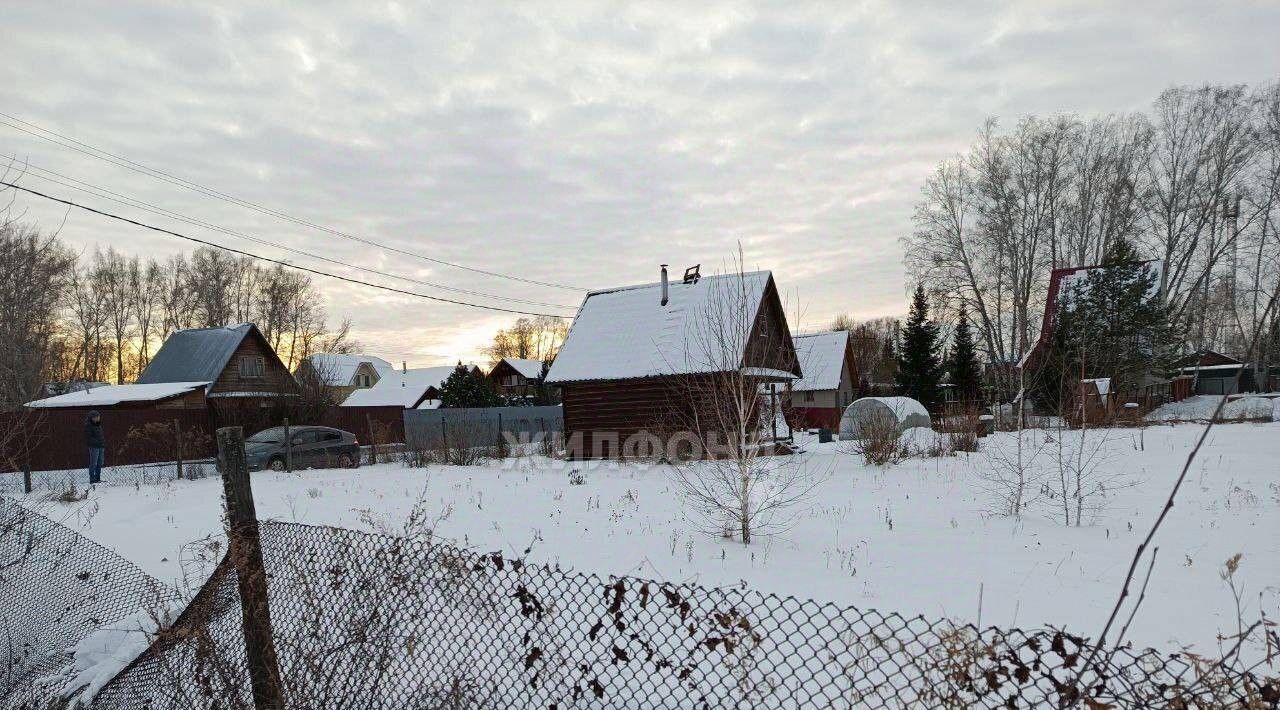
[0,180,571,319]
[3,155,574,311]
[0,111,587,291]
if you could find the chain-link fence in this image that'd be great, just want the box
[0,498,175,708]
[90,520,1279,709]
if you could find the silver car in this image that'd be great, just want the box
[244,426,360,472]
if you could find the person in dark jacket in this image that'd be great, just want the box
[86,410,105,485]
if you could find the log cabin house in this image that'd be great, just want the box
[488,357,550,400]
[546,266,800,459]
[136,323,298,424]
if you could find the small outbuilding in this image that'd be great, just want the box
[838,396,931,440]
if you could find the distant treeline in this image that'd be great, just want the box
[0,223,350,409]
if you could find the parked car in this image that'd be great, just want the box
[243,426,360,472]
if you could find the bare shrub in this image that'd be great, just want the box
[843,412,906,466]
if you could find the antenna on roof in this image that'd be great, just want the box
[683,264,700,284]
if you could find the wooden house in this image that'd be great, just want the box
[488,357,550,399]
[546,267,800,459]
[298,353,396,401]
[784,331,857,430]
[136,323,297,423]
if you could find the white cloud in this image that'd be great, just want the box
[0,1,1276,363]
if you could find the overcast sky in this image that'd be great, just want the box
[2,1,1277,365]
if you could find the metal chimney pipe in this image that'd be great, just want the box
[660,264,669,306]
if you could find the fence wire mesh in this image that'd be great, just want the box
[89,521,1278,709]
[0,498,174,708]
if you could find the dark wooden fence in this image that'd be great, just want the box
[320,406,406,447]
[0,408,217,473]
[0,405,408,475]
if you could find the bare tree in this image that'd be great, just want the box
[667,252,822,544]
[129,257,164,372]
[94,247,136,383]
[0,223,75,408]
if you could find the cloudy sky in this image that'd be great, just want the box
[2,1,1277,365]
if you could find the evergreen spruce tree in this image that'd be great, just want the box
[948,305,983,403]
[896,285,943,408]
[1034,237,1176,410]
[439,362,501,408]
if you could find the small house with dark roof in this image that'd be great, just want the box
[785,331,857,430]
[138,323,297,421]
[488,357,551,399]
[546,267,800,459]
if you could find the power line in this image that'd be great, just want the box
[0,180,572,319]
[3,155,575,311]
[0,111,587,291]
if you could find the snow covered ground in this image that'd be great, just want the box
[16,420,1279,662]
[1146,393,1280,422]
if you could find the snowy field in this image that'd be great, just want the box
[17,419,1280,661]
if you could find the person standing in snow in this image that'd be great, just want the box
[86,410,105,485]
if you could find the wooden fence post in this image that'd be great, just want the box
[283,418,292,473]
[217,426,286,710]
[174,418,183,480]
[365,413,377,465]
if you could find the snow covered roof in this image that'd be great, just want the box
[790,331,849,392]
[26,382,209,408]
[303,353,396,386]
[1082,377,1111,398]
[546,270,777,384]
[340,365,469,408]
[137,323,256,384]
[500,358,546,380]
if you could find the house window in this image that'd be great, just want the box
[804,391,814,403]
[240,356,265,379]
[358,374,371,387]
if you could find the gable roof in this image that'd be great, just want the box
[547,270,795,384]
[340,365,477,408]
[1019,259,1163,370]
[138,323,267,385]
[26,382,208,408]
[790,331,851,392]
[496,358,546,380]
[303,353,396,386]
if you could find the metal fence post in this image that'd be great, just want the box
[22,463,31,495]
[174,418,184,481]
[440,415,447,450]
[283,418,292,473]
[217,426,285,710]
[365,412,377,465]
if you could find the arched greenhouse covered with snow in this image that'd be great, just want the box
[838,396,932,439]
